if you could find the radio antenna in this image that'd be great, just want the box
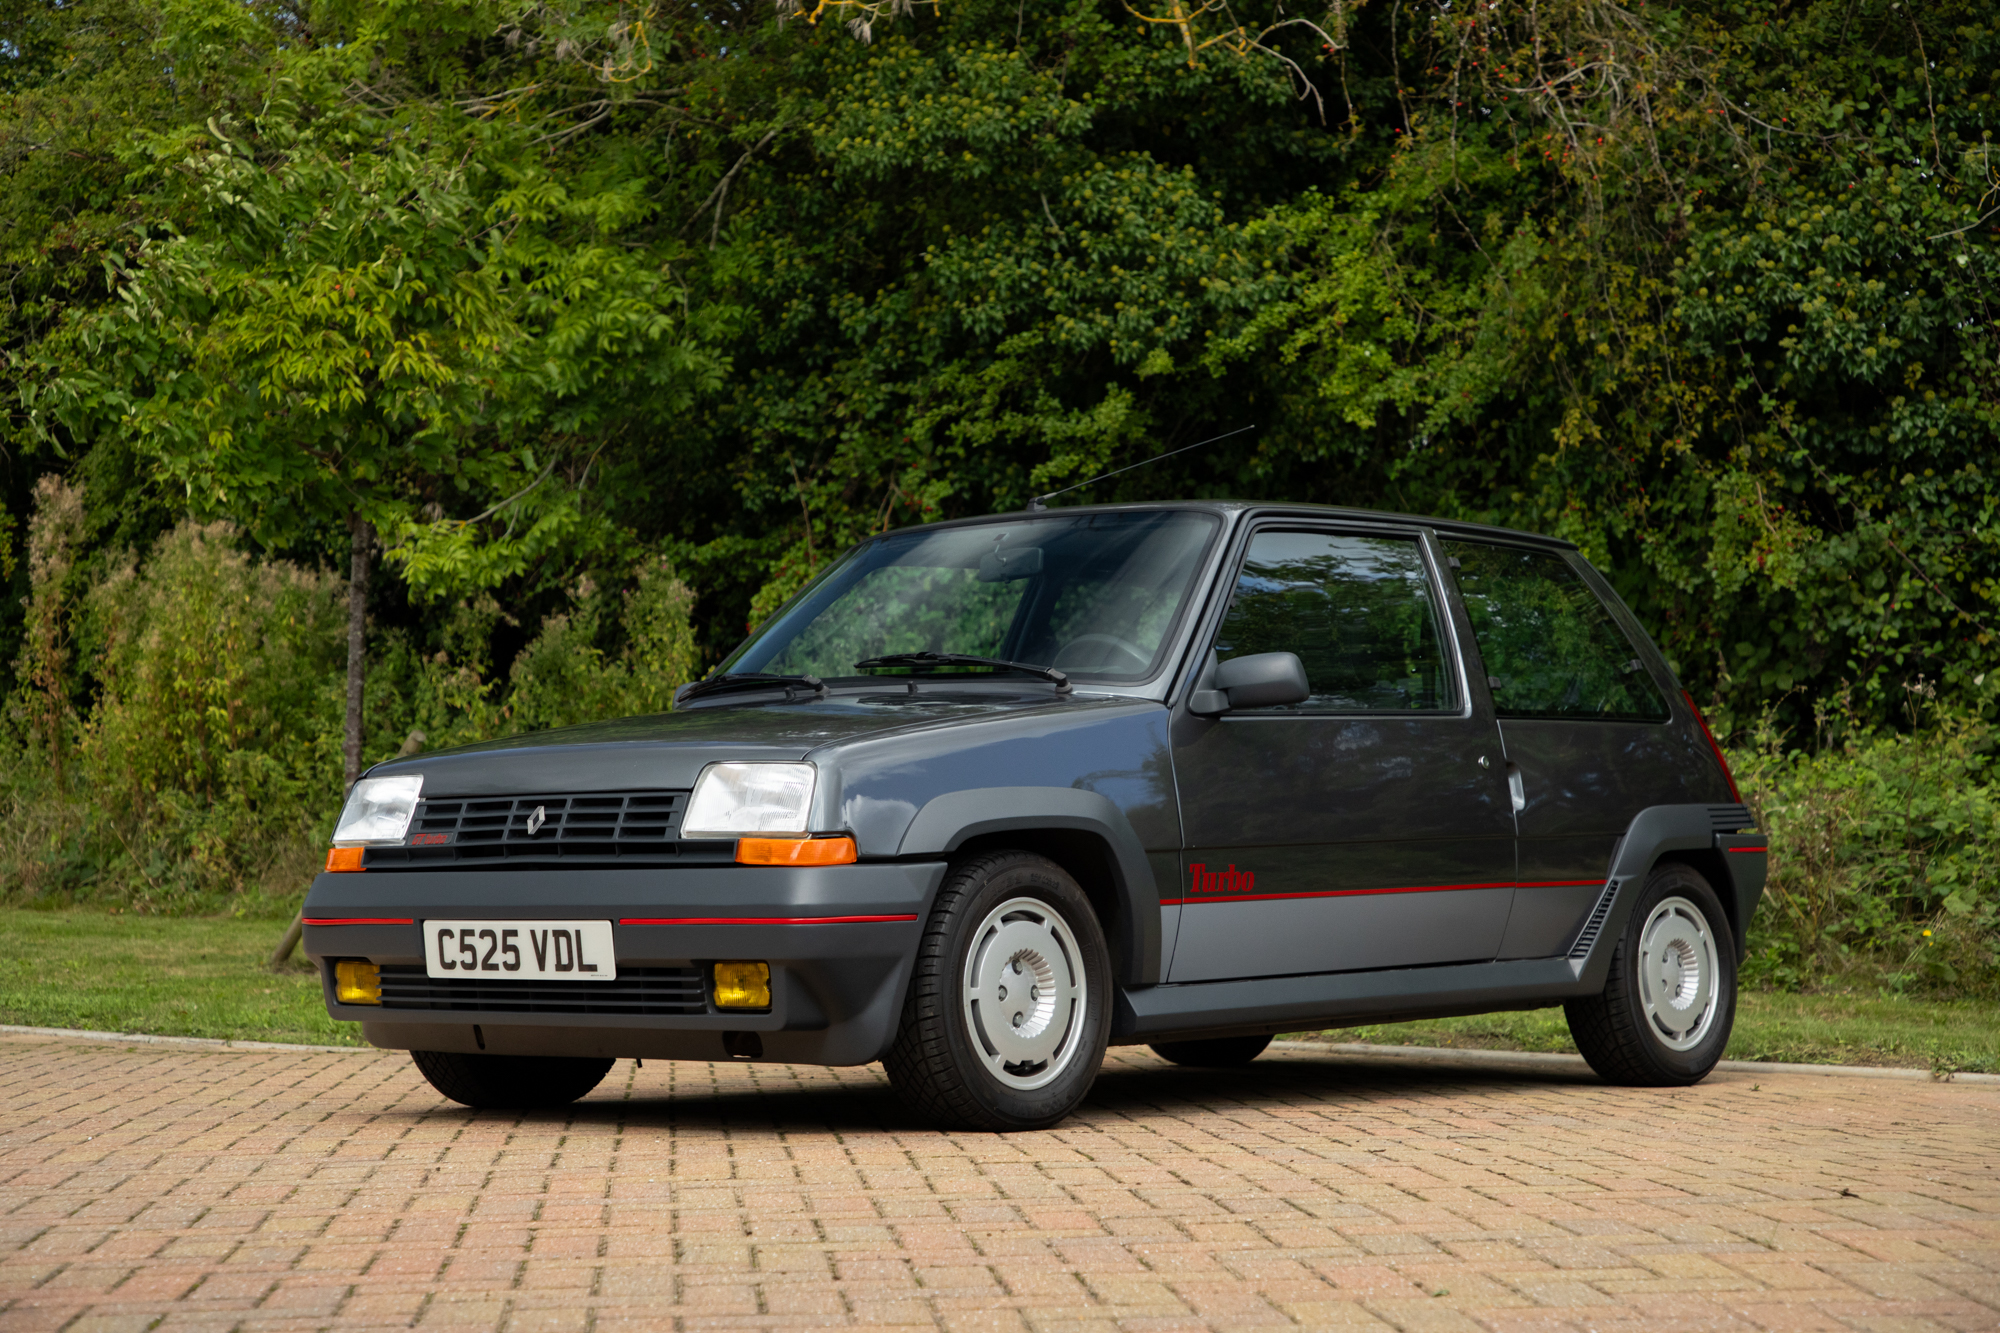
[1025,424,1255,511]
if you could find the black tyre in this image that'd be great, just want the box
[410,1050,615,1109]
[1149,1034,1272,1067]
[1565,863,1737,1087]
[884,851,1113,1131]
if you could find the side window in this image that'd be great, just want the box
[1445,541,1670,722]
[1213,530,1456,713]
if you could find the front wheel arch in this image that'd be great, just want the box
[951,828,1121,969]
[899,788,1161,985]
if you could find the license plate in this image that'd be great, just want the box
[422,920,618,981]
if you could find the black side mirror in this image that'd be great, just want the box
[1188,651,1311,714]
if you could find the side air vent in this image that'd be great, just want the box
[1568,881,1620,960]
[1708,803,1755,834]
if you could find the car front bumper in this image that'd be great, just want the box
[302,861,947,1066]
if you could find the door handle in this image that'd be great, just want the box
[1505,761,1526,813]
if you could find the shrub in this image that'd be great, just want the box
[506,558,700,733]
[11,475,87,789]
[0,520,351,912]
[1729,689,2000,997]
[0,514,706,916]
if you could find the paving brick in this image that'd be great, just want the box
[2,1033,1996,1330]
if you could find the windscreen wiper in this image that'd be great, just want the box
[853,652,1070,693]
[676,672,827,704]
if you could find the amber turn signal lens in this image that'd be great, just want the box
[712,960,771,1009]
[325,846,366,873]
[735,836,858,866]
[334,960,382,1004]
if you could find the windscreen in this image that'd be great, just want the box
[723,510,1220,683]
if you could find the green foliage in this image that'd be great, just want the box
[11,476,85,785]
[82,522,346,817]
[1215,0,2000,725]
[507,560,702,730]
[12,0,725,595]
[0,500,701,913]
[1731,690,2000,997]
[2,518,350,911]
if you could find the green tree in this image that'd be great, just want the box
[22,0,723,781]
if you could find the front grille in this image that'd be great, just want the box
[377,964,709,1015]
[363,791,729,868]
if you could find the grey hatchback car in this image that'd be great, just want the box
[305,502,1766,1130]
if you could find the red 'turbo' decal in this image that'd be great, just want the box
[1189,862,1255,895]
[409,832,449,846]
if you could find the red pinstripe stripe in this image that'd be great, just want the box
[307,915,918,926]
[617,915,918,926]
[1164,878,1606,907]
[1728,846,1768,854]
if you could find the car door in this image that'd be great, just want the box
[1441,539,1712,958]
[1167,523,1518,982]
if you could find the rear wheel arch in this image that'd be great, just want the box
[1654,849,1738,949]
[1566,860,1738,1086]
[1582,805,1753,987]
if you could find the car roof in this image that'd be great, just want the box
[880,500,1579,551]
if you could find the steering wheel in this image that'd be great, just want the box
[1052,633,1152,674]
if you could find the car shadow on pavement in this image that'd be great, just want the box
[1084,1049,1603,1118]
[426,1049,1607,1137]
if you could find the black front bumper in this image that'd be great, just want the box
[302,861,947,1066]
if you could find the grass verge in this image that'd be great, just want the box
[3,908,1994,1070]
[0,908,360,1046]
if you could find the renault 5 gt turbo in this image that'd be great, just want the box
[304,501,1766,1130]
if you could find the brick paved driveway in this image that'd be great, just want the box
[2,1031,1996,1333]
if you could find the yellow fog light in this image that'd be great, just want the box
[335,960,382,1005]
[712,961,771,1010]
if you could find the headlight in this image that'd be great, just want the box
[683,762,815,839]
[332,775,424,846]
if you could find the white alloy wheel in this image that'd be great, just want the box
[1636,894,1720,1051]
[961,896,1089,1090]
[885,851,1113,1131]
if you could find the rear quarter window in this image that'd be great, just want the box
[1444,541,1670,722]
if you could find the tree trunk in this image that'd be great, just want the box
[280,513,373,972]
[344,512,374,787]
[268,916,305,972]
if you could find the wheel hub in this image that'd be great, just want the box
[963,898,1087,1090]
[1636,895,1719,1051]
